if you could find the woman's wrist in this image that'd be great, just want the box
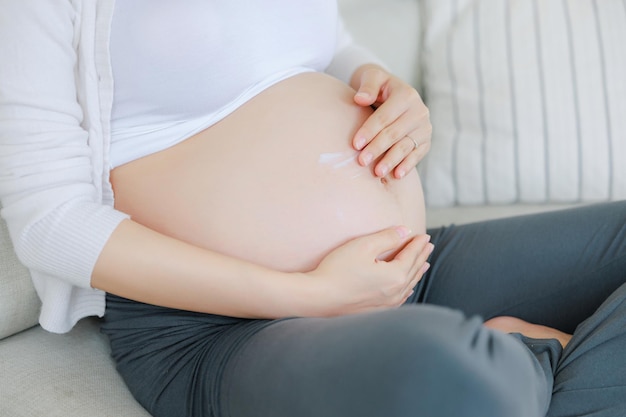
[276,271,361,319]
[269,271,330,318]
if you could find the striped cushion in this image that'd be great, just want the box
[419,0,626,207]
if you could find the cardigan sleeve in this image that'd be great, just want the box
[324,15,388,85]
[0,0,128,289]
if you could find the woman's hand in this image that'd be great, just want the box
[350,64,432,179]
[304,226,433,316]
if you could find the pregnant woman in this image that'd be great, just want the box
[1,2,626,417]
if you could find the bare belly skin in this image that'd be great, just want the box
[111,72,426,272]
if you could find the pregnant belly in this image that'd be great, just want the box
[111,72,426,272]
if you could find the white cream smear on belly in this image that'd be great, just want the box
[318,150,364,179]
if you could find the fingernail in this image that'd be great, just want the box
[355,91,370,100]
[361,152,373,165]
[422,262,431,273]
[396,168,406,178]
[355,136,367,150]
[377,163,389,177]
[395,226,411,238]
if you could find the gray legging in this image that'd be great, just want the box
[101,201,626,417]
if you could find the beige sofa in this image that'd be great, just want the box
[2,1,624,416]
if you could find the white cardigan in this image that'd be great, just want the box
[0,0,381,333]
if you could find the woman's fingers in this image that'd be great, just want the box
[311,228,433,314]
[374,135,421,179]
[394,235,433,296]
[353,67,388,107]
[357,107,414,172]
[361,225,413,257]
[354,91,416,150]
[354,89,431,178]
[358,229,434,293]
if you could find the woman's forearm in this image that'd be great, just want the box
[91,219,316,319]
[92,219,431,320]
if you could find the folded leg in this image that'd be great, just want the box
[223,305,554,417]
[417,201,626,333]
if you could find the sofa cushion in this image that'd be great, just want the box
[419,0,626,207]
[0,215,40,340]
[426,203,581,228]
[0,318,150,417]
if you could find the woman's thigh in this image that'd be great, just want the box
[222,305,552,417]
[415,201,626,333]
[104,296,552,417]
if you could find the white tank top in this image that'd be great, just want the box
[109,0,339,168]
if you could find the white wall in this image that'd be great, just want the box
[338,0,422,88]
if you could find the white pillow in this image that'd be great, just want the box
[419,0,626,207]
